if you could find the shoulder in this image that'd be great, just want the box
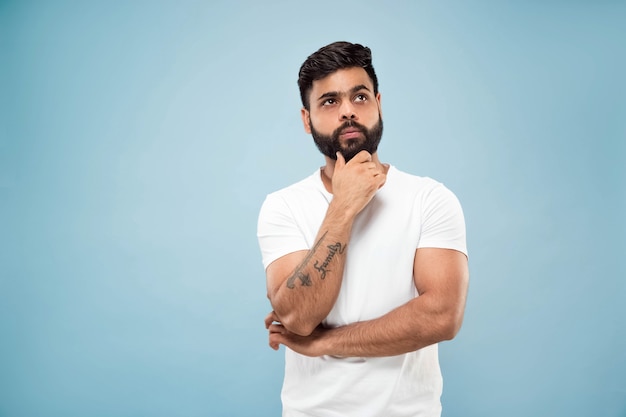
[385,167,464,218]
[387,166,449,197]
[265,171,320,200]
[259,170,327,219]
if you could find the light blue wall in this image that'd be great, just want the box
[1,2,624,416]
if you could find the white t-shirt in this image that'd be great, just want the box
[257,166,467,417]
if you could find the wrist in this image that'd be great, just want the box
[318,326,341,357]
[327,199,358,224]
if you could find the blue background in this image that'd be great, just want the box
[1,1,625,416]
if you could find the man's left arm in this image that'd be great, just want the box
[266,247,469,357]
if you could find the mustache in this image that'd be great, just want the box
[333,120,367,137]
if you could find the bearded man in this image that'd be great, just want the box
[257,41,469,417]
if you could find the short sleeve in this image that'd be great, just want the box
[417,184,467,257]
[257,193,309,269]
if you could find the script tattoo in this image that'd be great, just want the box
[313,243,345,280]
[286,232,327,289]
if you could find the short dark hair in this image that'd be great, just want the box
[297,41,379,110]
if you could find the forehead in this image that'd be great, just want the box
[310,67,374,97]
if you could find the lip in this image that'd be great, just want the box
[339,127,363,139]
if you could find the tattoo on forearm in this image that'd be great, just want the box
[288,271,312,288]
[313,242,345,280]
[286,232,326,289]
[285,232,346,289]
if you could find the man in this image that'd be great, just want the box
[257,41,469,417]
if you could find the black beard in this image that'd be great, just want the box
[310,117,383,163]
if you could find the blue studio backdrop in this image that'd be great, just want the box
[1,2,625,416]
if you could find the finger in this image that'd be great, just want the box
[269,323,289,334]
[377,173,387,189]
[269,333,282,351]
[265,311,279,329]
[350,150,372,164]
[335,151,346,169]
[269,338,279,350]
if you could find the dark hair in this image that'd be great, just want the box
[297,41,379,110]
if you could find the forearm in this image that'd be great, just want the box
[320,294,464,357]
[268,202,355,336]
[266,151,388,336]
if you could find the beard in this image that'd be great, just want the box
[310,116,383,163]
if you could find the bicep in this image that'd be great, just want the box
[413,248,469,310]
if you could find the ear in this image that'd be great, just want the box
[376,92,383,119]
[301,107,312,134]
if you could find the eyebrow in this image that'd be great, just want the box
[317,84,371,101]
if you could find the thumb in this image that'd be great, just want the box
[335,151,346,169]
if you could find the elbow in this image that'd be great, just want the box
[268,294,319,337]
[272,309,317,336]
[281,317,317,337]
[440,310,465,341]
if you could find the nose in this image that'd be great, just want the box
[339,101,357,121]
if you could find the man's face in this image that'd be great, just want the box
[302,67,383,162]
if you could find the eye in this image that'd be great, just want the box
[322,98,337,106]
[354,94,368,102]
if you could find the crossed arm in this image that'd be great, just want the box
[265,247,468,358]
[264,151,468,357]
[265,209,354,336]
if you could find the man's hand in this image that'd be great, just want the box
[331,151,386,219]
[265,310,328,356]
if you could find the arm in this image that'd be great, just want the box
[267,247,469,356]
[266,151,386,336]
